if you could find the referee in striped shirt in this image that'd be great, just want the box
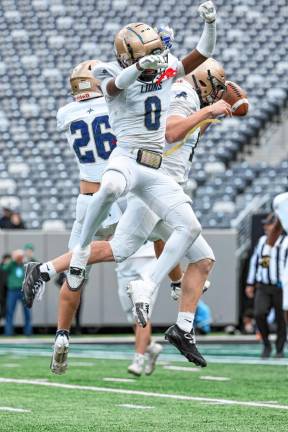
[246,213,288,358]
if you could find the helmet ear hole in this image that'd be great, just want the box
[199,80,207,87]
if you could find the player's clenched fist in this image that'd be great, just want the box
[210,100,232,118]
[198,1,216,23]
[137,52,168,71]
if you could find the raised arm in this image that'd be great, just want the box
[181,1,217,75]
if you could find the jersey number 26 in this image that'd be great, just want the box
[70,115,116,163]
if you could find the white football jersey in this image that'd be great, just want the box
[57,97,116,182]
[162,79,201,186]
[94,53,184,153]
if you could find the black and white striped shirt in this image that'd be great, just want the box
[247,235,288,287]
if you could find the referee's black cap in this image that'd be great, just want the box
[261,213,276,225]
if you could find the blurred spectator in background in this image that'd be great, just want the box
[10,212,25,229]
[1,249,32,336]
[23,243,36,262]
[0,208,13,229]
[0,208,26,230]
[194,300,212,334]
[245,213,288,359]
[0,254,11,323]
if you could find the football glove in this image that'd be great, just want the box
[138,52,168,71]
[198,1,216,23]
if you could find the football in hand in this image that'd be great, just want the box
[222,81,249,116]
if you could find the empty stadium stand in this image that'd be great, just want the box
[0,0,287,229]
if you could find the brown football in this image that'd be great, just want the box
[223,81,249,116]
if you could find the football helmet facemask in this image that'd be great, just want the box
[114,22,166,82]
[186,58,226,106]
[155,24,174,50]
[70,60,103,102]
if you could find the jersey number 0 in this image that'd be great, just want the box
[70,115,116,163]
[145,96,161,131]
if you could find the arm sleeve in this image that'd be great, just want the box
[93,63,125,97]
[196,21,216,58]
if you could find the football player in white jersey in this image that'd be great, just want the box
[33,60,123,373]
[23,56,231,370]
[68,2,218,335]
[23,59,150,373]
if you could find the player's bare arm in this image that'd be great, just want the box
[165,100,231,144]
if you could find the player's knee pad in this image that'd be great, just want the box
[101,170,126,202]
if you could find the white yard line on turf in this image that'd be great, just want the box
[163,365,199,372]
[103,378,136,383]
[0,406,31,413]
[0,377,288,411]
[69,362,96,367]
[117,404,153,410]
[2,364,19,368]
[200,376,230,381]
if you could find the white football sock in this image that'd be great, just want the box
[40,262,56,279]
[176,312,195,333]
[134,353,145,364]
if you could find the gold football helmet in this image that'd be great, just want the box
[70,60,102,102]
[114,22,165,82]
[186,58,226,105]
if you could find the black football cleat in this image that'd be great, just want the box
[22,262,48,308]
[165,324,207,367]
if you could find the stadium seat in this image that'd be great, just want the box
[0,0,287,228]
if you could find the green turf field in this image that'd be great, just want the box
[0,343,287,432]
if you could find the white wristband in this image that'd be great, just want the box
[115,63,142,90]
[262,244,272,257]
[196,21,216,58]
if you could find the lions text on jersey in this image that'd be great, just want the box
[162,79,201,186]
[57,97,116,182]
[94,53,184,153]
